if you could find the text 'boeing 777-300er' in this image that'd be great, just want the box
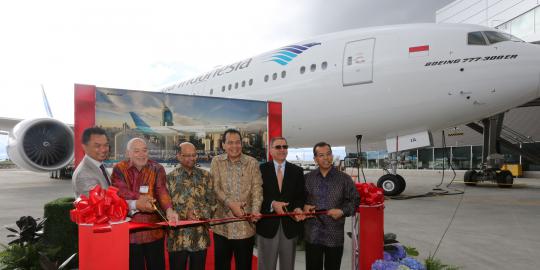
[2,23,539,195]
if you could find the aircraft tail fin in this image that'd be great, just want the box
[129,112,151,128]
[41,85,53,118]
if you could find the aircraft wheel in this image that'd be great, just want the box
[497,170,514,188]
[377,174,405,196]
[464,170,478,186]
[395,174,407,194]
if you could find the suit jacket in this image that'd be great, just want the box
[256,161,305,239]
[72,155,110,197]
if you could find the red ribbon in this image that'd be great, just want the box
[153,210,330,227]
[356,183,385,206]
[70,185,128,229]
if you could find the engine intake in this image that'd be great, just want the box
[7,118,74,172]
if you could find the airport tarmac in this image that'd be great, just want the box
[1,169,539,269]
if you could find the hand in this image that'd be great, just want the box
[136,195,155,213]
[292,207,304,222]
[327,208,344,220]
[228,201,246,218]
[271,201,289,215]
[303,204,316,219]
[187,209,200,220]
[250,212,262,222]
[166,208,179,224]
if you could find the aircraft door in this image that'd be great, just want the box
[342,38,375,86]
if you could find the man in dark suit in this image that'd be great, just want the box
[256,137,305,270]
[72,127,111,197]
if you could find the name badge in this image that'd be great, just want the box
[139,185,149,194]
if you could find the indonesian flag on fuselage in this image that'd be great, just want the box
[409,45,429,57]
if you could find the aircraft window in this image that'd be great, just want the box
[272,73,277,80]
[210,89,213,95]
[249,79,253,86]
[241,80,246,87]
[264,75,269,82]
[228,84,232,90]
[322,61,328,70]
[281,71,286,78]
[300,66,306,74]
[235,82,238,89]
[484,31,524,44]
[467,31,487,45]
[347,57,352,65]
[310,64,316,72]
[221,86,225,92]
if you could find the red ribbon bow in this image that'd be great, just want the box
[70,185,128,226]
[356,183,384,206]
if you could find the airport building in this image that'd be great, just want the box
[436,0,540,43]
[351,1,540,174]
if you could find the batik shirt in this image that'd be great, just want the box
[166,166,216,252]
[304,167,360,247]
[111,159,172,244]
[210,153,263,239]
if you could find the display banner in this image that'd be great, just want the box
[75,84,273,167]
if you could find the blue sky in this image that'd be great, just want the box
[0,135,7,160]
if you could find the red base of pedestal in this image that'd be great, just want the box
[79,222,129,270]
[359,205,384,270]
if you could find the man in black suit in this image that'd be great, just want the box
[256,137,305,270]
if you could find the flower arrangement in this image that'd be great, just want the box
[371,233,425,270]
[371,233,460,270]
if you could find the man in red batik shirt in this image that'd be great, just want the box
[112,138,178,270]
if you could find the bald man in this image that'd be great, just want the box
[111,138,178,270]
[166,142,216,270]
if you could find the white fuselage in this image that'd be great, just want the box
[164,23,540,148]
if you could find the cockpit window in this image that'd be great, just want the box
[483,31,524,44]
[467,32,487,45]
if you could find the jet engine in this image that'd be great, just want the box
[7,118,74,172]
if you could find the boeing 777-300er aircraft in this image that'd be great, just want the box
[128,111,233,136]
[2,23,539,196]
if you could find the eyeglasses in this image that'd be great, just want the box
[273,145,288,150]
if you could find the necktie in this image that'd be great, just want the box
[99,164,110,185]
[277,164,283,192]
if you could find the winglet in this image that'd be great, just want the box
[41,84,53,118]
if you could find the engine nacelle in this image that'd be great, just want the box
[7,118,74,172]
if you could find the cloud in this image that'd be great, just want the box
[0,0,453,125]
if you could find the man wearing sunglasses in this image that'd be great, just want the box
[256,137,305,270]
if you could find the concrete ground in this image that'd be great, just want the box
[1,169,539,269]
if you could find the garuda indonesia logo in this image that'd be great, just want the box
[267,42,321,66]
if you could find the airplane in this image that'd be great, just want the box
[161,23,540,195]
[128,111,233,137]
[2,23,539,196]
[0,86,74,172]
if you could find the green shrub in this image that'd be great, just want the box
[43,197,78,268]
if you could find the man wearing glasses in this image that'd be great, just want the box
[211,129,263,270]
[166,142,216,270]
[303,142,360,270]
[256,137,305,270]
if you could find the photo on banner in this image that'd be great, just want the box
[94,87,269,167]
